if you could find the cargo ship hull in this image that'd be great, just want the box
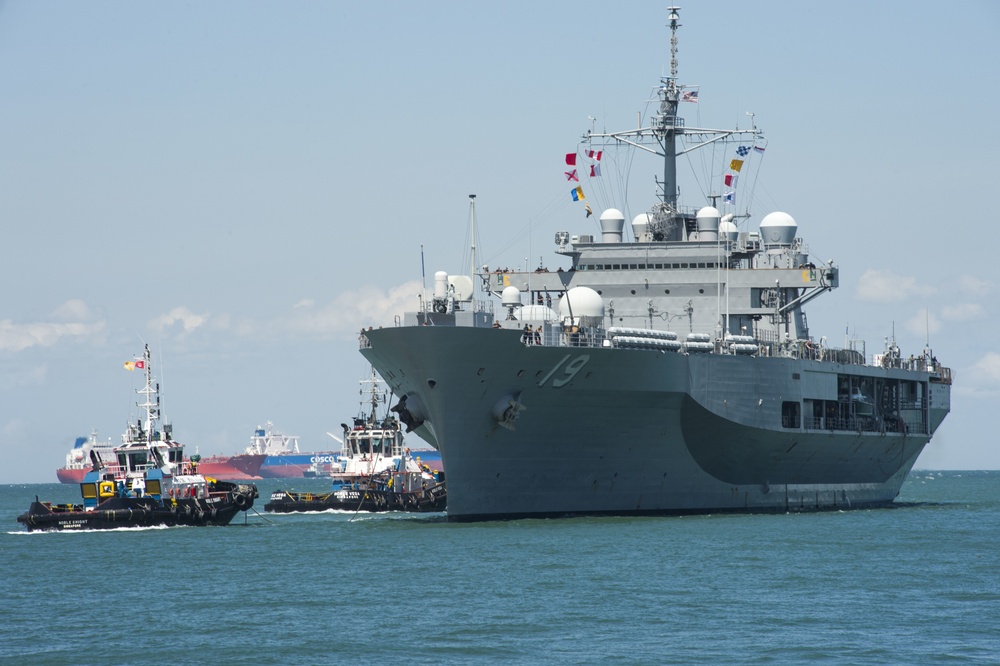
[260,449,442,478]
[194,454,266,481]
[259,452,342,478]
[58,453,266,483]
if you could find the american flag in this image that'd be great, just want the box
[681,90,699,103]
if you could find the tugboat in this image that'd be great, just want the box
[17,345,258,531]
[264,449,446,513]
[264,369,446,513]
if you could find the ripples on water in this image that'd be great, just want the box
[1,472,998,664]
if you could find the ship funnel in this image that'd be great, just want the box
[696,206,720,241]
[599,208,625,243]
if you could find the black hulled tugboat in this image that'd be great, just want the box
[265,370,446,514]
[17,345,258,532]
[264,449,446,514]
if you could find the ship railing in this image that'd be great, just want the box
[358,329,373,349]
[930,366,952,384]
[802,415,928,435]
[803,417,824,430]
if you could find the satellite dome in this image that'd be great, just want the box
[501,286,522,307]
[515,305,559,322]
[558,286,604,326]
[719,217,739,242]
[631,213,651,234]
[759,211,797,245]
[448,275,474,301]
[599,208,625,223]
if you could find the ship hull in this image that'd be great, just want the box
[259,452,341,478]
[56,467,88,484]
[17,487,258,532]
[264,484,446,513]
[361,326,947,521]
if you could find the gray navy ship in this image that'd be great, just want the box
[359,7,952,521]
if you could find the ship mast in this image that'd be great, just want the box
[137,344,157,445]
[469,194,477,300]
[655,6,683,207]
[585,5,762,218]
[361,367,386,426]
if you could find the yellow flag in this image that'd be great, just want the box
[730,159,744,172]
[124,361,135,371]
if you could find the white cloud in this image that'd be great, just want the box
[856,269,934,303]
[941,303,985,321]
[905,307,941,338]
[0,300,106,352]
[148,306,210,336]
[51,299,92,321]
[0,364,47,390]
[958,275,992,296]
[303,281,424,336]
[223,280,424,341]
[966,352,1000,390]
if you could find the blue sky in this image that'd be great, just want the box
[1,1,997,483]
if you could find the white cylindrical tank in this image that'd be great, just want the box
[759,211,797,246]
[599,208,625,243]
[696,206,720,241]
[433,271,449,300]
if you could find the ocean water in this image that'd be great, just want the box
[1,472,998,665]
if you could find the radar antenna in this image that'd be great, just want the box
[647,202,678,241]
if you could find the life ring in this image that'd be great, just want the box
[98,481,115,498]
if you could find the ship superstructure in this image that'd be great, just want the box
[358,7,951,520]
